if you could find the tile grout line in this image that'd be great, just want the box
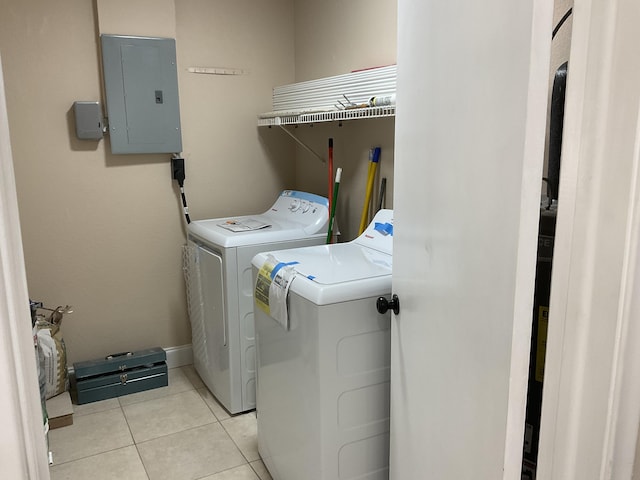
[120,384,221,446]
[196,388,234,422]
[126,367,213,480]
[118,386,197,409]
[48,444,141,469]
[136,420,241,480]
[72,403,121,418]
[133,418,220,447]
[53,366,245,479]
[61,367,203,478]
[248,460,266,480]
[133,442,152,480]
[117,367,199,409]
[219,412,259,465]
[48,406,136,467]
[192,462,259,480]
[121,401,152,480]
[117,366,227,423]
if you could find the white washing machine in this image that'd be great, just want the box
[184,190,329,414]
[252,209,394,480]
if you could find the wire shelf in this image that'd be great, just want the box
[258,66,396,127]
[257,105,395,127]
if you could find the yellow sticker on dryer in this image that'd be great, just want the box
[535,306,549,382]
[254,261,275,315]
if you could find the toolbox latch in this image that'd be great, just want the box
[120,373,128,385]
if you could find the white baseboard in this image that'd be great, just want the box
[164,344,193,369]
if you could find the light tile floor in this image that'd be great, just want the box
[48,366,273,480]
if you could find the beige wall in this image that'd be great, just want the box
[1,0,394,364]
[0,0,294,364]
[543,0,573,187]
[0,0,572,365]
[293,0,397,82]
[551,1,573,72]
[175,0,296,220]
[291,0,397,241]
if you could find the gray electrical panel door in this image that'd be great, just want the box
[101,34,182,154]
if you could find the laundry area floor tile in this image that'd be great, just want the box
[250,460,274,480]
[198,387,232,421]
[137,423,246,480]
[182,364,206,389]
[122,389,216,443]
[48,366,270,480]
[118,367,195,407]
[221,412,260,462]
[49,446,148,480]
[199,464,260,480]
[71,397,121,417]
[48,407,133,464]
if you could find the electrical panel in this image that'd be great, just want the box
[101,34,182,154]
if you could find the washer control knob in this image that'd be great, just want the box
[301,201,311,213]
[289,199,300,212]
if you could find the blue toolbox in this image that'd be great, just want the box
[73,347,168,404]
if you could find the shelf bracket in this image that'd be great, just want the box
[278,125,325,163]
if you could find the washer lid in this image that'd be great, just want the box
[187,190,329,248]
[189,214,319,248]
[251,208,394,304]
[252,243,392,305]
[261,243,392,284]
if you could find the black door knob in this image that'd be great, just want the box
[376,294,400,315]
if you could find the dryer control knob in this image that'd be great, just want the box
[289,200,300,211]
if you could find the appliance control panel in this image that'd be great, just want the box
[354,209,394,255]
[287,198,315,213]
[266,190,329,233]
[270,191,328,216]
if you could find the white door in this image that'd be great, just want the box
[0,55,51,478]
[389,1,553,478]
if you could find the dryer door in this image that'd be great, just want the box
[197,244,231,408]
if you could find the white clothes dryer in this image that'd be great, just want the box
[252,209,394,480]
[185,190,328,414]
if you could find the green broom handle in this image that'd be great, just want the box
[326,167,342,244]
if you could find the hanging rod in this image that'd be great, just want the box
[187,66,248,75]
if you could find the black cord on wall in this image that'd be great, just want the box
[552,8,573,40]
[171,156,191,224]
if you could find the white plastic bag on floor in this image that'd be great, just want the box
[34,305,71,399]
